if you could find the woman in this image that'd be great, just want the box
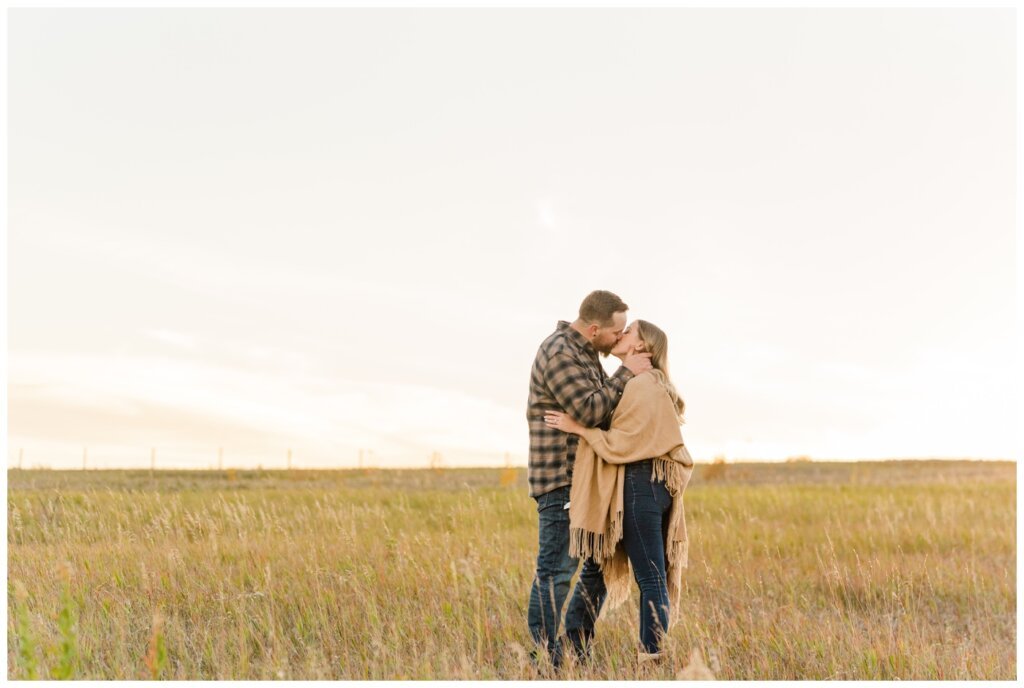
[544,320,693,664]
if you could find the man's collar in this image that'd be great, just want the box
[557,320,594,352]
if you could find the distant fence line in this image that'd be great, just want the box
[10,447,528,471]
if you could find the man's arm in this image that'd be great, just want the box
[542,351,634,428]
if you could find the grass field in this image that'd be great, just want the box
[6,460,1016,679]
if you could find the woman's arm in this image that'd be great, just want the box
[551,375,681,465]
[544,381,645,463]
[543,410,585,435]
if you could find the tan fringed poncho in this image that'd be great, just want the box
[568,369,694,624]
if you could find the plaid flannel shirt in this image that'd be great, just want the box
[526,320,635,498]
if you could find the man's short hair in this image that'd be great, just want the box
[579,290,629,327]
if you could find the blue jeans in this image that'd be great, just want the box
[622,460,673,653]
[527,485,607,665]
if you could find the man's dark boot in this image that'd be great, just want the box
[529,640,567,671]
[565,627,595,666]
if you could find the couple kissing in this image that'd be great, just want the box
[525,289,694,670]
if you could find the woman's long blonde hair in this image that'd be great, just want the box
[635,320,685,423]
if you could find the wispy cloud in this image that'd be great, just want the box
[8,346,525,468]
[143,329,199,351]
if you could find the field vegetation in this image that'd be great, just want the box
[6,460,1016,679]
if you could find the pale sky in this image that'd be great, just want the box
[6,8,1017,469]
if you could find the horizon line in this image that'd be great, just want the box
[6,456,1017,472]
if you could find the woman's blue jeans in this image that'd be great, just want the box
[622,460,673,653]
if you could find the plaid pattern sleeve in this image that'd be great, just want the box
[541,351,631,429]
[526,322,635,498]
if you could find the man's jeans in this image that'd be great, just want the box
[527,485,607,666]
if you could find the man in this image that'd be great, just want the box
[526,290,653,668]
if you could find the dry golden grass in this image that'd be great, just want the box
[6,460,1016,679]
